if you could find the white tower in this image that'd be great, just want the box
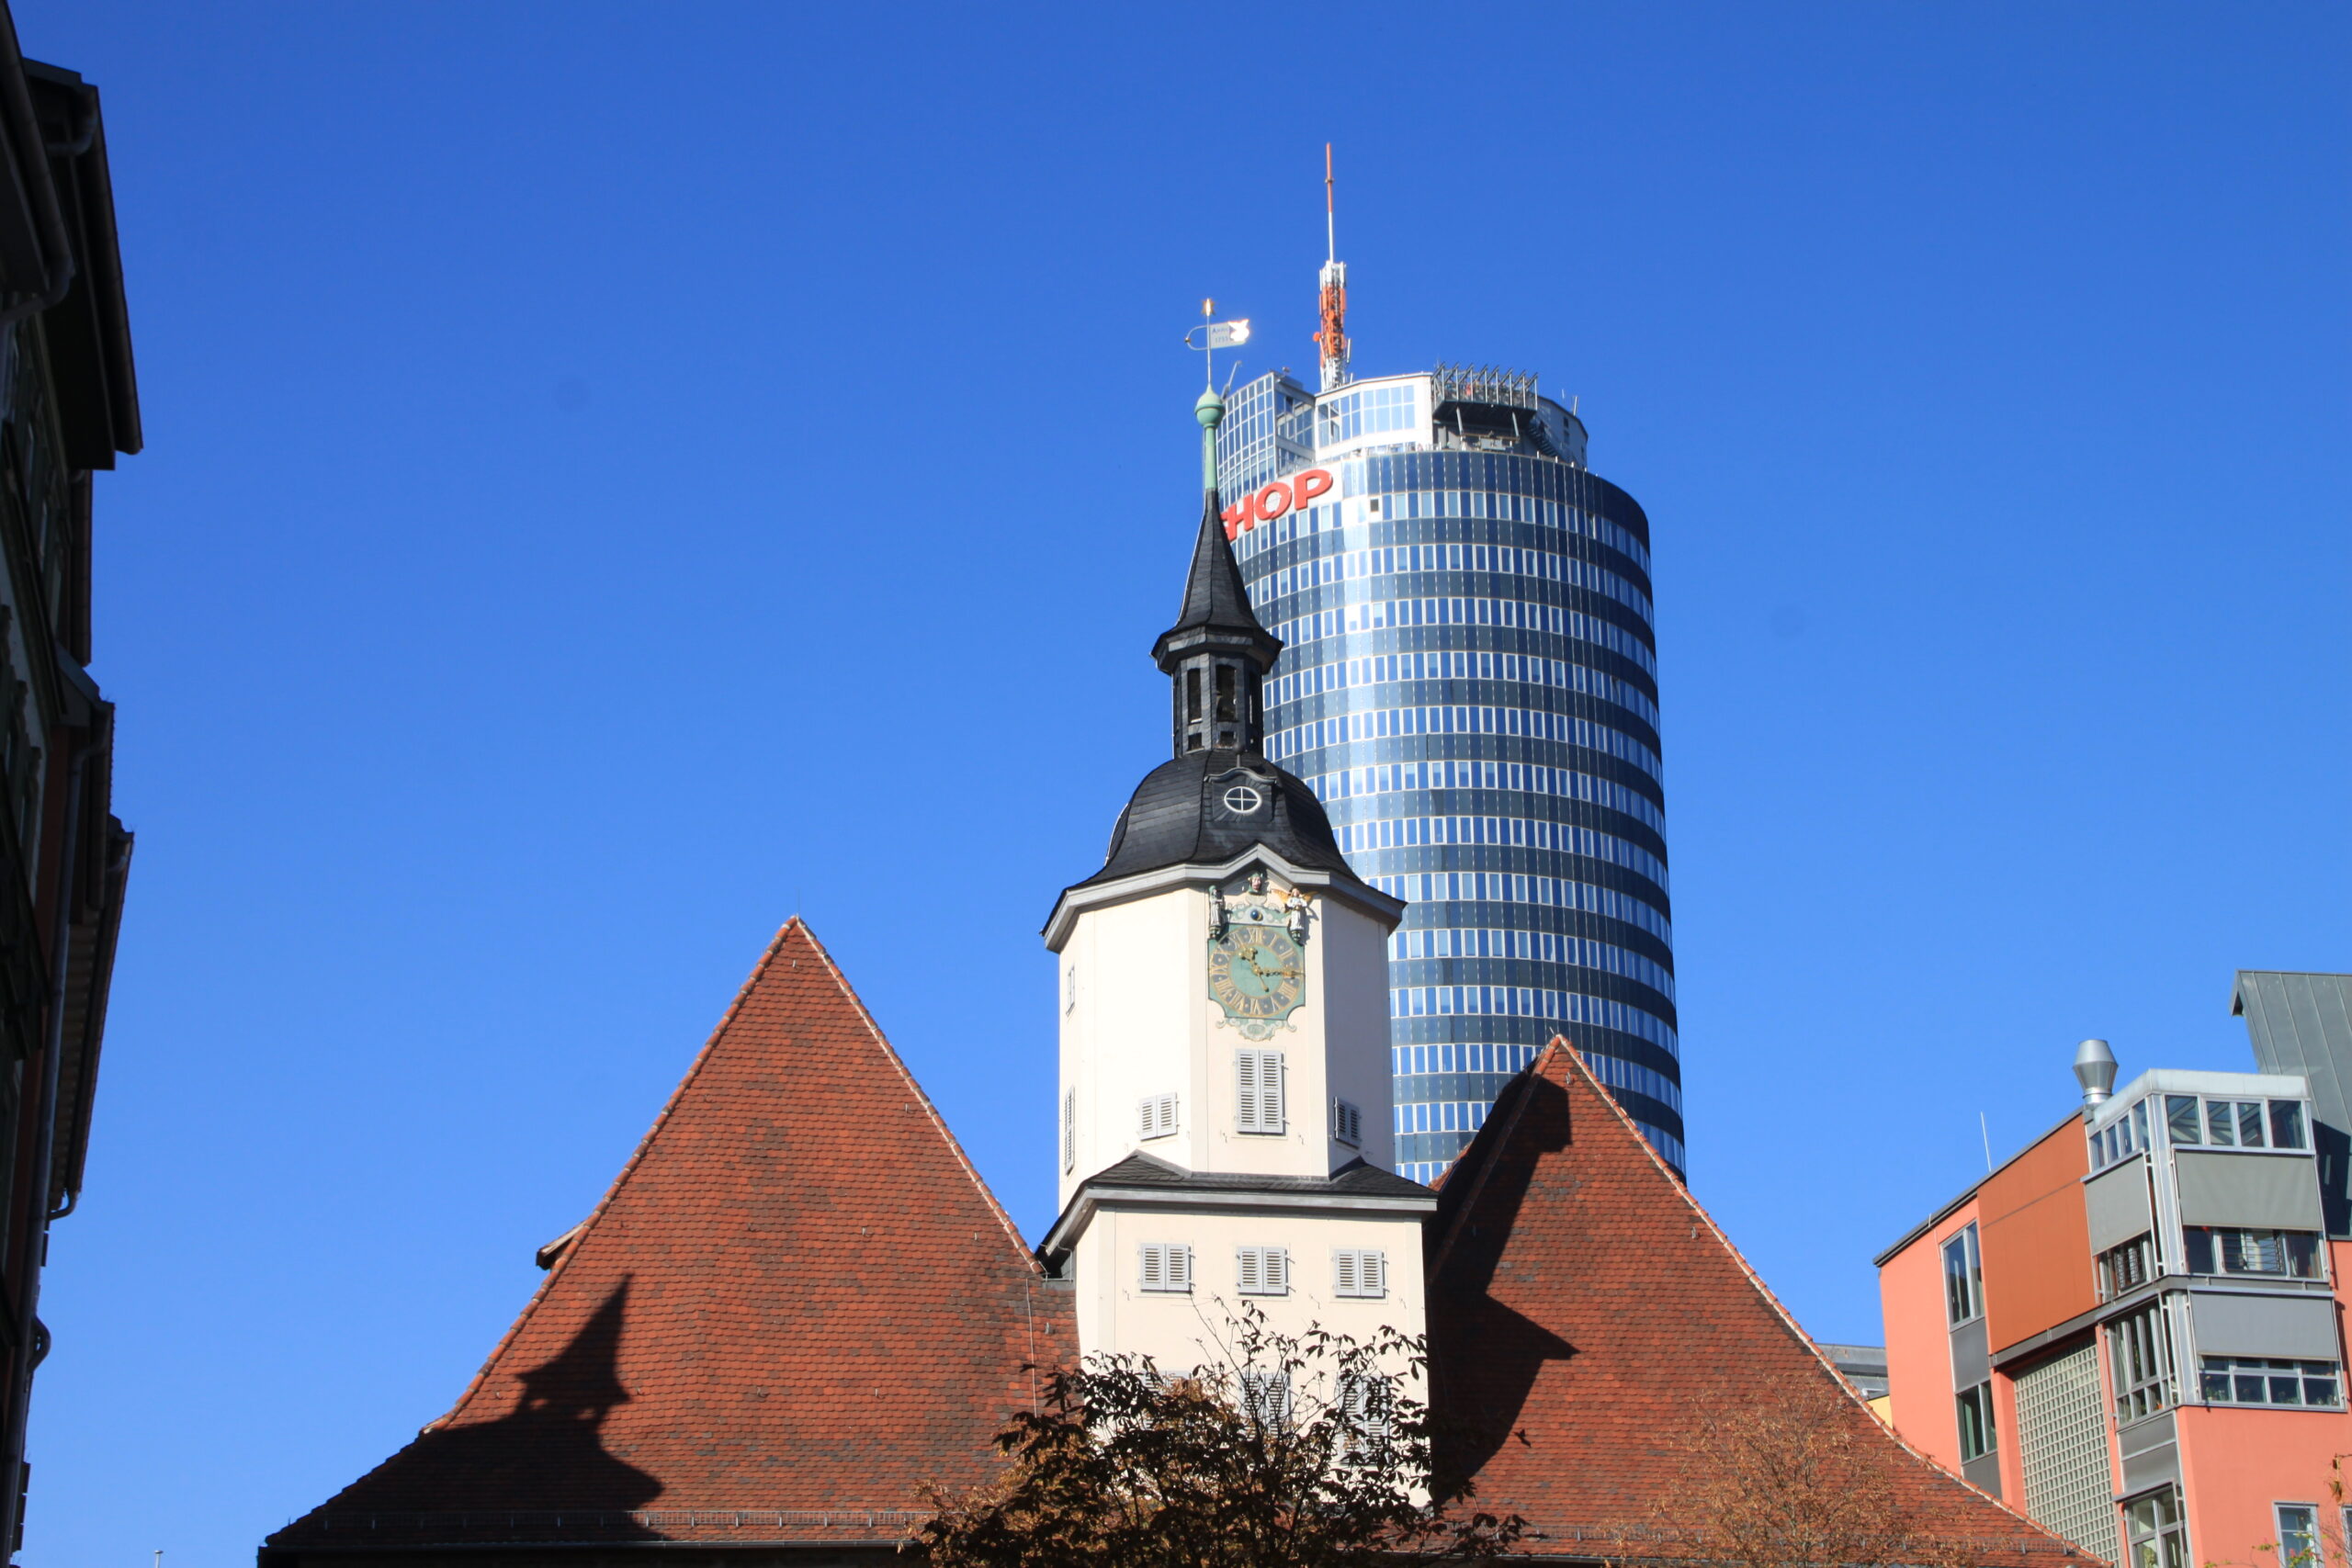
[1038,387,1431,1375]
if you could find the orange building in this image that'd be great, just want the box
[1878,995,2352,1568]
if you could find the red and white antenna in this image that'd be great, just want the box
[1313,143,1351,392]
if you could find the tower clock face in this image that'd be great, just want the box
[1207,919,1306,1038]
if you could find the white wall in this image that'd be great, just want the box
[1056,872,1400,1209]
[1071,1205,1429,1386]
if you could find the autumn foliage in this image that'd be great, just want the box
[910,1312,1521,1568]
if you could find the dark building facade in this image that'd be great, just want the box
[0,6,139,1555]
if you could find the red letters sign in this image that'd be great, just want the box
[1223,468,1333,539]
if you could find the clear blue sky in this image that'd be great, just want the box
[17,2,2346,1562]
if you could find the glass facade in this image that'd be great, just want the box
[1221,370,1679,1179]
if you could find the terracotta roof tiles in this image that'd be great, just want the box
[266,919,1070,1552]
[1426,1040,2093,1565]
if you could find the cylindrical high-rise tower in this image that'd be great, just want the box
[1216,364,1679,1181]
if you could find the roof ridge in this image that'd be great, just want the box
[1534,1036,2072,1542]
[799,918,1040,1269]
[424,916,809,1432]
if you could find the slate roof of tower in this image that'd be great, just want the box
[265,919,1073,1555]
[1071,747,1370,894]
[1425,1041,2091,1565]
[1151,488,1282,670]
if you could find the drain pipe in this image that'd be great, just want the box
[0,736,90,1554]
[0,75,93,333]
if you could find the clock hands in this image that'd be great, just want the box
[1238,947,1302,983]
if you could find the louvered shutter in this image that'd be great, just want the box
[1237,1247,1261,1294]
[1140,1243,1163,1291]
[1263,1052,1285,1132]
[1268,1247,1289,1294]
[1062,1089,1076,1171]
[1236,1051,1261,1132]
[1241,1369,1291,1427]
[1170,1244,1192,1291]
[1334,1248,1387,1299]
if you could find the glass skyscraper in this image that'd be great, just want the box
[1216,365,1679,1180]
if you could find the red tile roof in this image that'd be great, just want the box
[1426,1041,2094,1565]
[267,919,1071,1553]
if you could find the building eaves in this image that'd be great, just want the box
[1038,1153,1434,1263]
[1871,1110,2085,1268]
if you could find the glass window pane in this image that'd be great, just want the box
[2167,1096,2202,1144]
[2185,1228,2216,1273]
[2132,1100,2150,1149]
[2273,1100,2308,1149]
[2240,1101,2267,1146]
[2288,1233,2322,1278]
[2271,1374,2305,1404]
[2208,1100,2236,1145]
[2235,1372,2267,1401]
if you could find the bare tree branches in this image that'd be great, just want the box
[1607,1376,1971,1568]
[910,1308,1521,1568]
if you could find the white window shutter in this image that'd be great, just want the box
[1140,1243,1163,1291]
[1265,1052,1286,1132]
[1334,1248,1386,1299]
[1238,1247,1261,1294]
[1062,1089,1076,1172]
[1269,1247,1289,1294]
[1236,1051,1261,1132]
[1171,1244,1193,1291]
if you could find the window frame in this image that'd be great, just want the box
[2198,1356,2342,1410]
[1236,1048,1287,1135]
[2124,1489,2187,1568]
[2182,1225,2325,1281]
[1138,1092,1180,1141]
[1236,1245,1290,1297]
[1955,1380,1997,1461]
[1138,1242,1193,1294]
[2276,1504,2321,1568]
[1333,1247,1387,1299]
[1239,1367,1292,1429]
[2098,1233,2158,1301]
[2107,1303,2177,1424]
[1942,1222,1984,1325]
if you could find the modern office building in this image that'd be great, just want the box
[0,9,139,1557]
[1217,359,1677,1181]
[1876,978,2352,1568]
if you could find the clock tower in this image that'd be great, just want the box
[1038,389,1434,1371]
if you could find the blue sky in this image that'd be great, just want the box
[17,2,2346,1562]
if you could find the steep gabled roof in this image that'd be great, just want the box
[1426,1041,2088,1565]
[266,919,1071,1554]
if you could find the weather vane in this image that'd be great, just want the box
[1184,297,1250,390]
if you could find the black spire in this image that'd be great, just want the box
[1151,489,1283,755]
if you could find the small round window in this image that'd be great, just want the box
[1222,784,1264,814]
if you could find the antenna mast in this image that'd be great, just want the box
[1314,143,1351,392]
